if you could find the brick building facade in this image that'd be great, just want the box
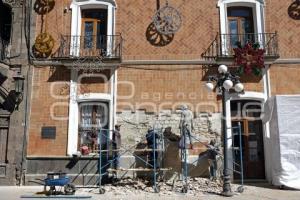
[22,0,300,186]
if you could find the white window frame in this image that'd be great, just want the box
[67,68,117,156]
[70,0,116,56]
[218,0,265,55]
[67,0,117,156]
[67,79,116,156]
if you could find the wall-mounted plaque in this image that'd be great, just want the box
[41,126,56,139]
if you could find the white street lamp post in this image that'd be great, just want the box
[204,65,244,197]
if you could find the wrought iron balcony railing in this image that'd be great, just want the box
[53,34,122,62]
[201,32,279,61]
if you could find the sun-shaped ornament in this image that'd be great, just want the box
[152,1,182,35]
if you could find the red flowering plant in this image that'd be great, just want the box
[233,42,265,76]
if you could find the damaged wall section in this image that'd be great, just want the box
[116,110,222,179]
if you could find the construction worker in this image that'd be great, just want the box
[146,127,160,168]
[112,125,121,169]
[179,104,194,149]
[207,139,220,181]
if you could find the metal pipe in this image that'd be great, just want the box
[238,122,244,188]
[98,129,102,193]
[20,64,31,186]
[20,0,33,185]
[153,129,157,192]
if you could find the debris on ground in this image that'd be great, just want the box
[84,177,242,196]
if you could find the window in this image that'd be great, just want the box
[81,9,108,56]
[78,102,109,154]
[227,7,254,47]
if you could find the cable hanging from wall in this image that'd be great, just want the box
[33,0,55,58]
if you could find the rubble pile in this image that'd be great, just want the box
[89,177,241,196]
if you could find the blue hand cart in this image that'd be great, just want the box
[44,172,76,195]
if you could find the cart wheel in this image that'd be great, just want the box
[99,188,105,194]
[237,186,244,193]
[181,185,188,193]
[64,184,76,195]
[47,186,55,196]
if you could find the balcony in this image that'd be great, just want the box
[201,33,279,63]
[51,34,122,63]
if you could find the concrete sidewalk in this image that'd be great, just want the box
[0,184,299,200]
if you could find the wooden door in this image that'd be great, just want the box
[81,18,103,57]
[0,128,8,164]
[227,7,254,53]
[232,119,265,179]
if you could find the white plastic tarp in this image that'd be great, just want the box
[267,95,300,189]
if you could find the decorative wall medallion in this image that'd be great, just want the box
[152,1,182,35]
[33,32,55,58]
[288,0,300,20]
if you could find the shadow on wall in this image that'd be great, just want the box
[145,22,174,47]
[47,67,71,82]
[65,154,111,185]
[145,0,175,47]
[134,127,210,181]
[288,0,300,20]
[163,141,210,180]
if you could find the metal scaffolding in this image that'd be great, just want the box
[97,127,169,194]
[179,122,244,194]
[179,133,212,193]
[232,122,244,193]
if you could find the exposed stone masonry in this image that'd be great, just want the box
[116,110,222,147]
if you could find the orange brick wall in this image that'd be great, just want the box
[270,65,300,95]
[265,1,300,58]
[117,66,264,113]
[28,67,70,156]
[117,66,221,112]
[77,70,112,95]
[35,0,300,60]
[116,0,219,60]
